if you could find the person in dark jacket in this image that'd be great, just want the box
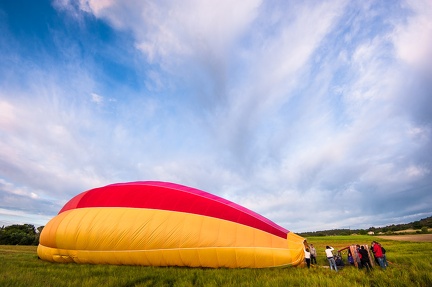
[359,246,373,272]
[355,244,363,268]
[380,243,388,267]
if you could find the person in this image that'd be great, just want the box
[359,246,373,272]
[335,255,344,268]
[372,241,386,269]
[371,241,379,265]
[304,247,311,268]
[347,251,354,265]
[310,244,317,264]
[355,244,363,268]
[325,246,338,271]
[382,245,388,267]
[378,242,388,267]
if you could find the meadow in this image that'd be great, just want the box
[1,235,431,287]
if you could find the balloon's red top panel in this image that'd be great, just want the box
[59,181,289,238]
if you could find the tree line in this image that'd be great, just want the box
[298,216,432,237]
[0,224,43,245]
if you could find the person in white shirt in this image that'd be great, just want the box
[304,248,311,268]
[325,246,338,271]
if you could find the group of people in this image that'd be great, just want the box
[349,241,388,271]
[303,240,388,271]
[303,240,317,268]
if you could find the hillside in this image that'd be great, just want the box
[298,216,432,237]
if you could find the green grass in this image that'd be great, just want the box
[1,235,431,286]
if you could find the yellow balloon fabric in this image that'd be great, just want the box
[38,208,305,268]
[37,181,305,268]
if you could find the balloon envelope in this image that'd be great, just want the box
[38,181,305,268]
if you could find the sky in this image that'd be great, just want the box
[0,0,431,233]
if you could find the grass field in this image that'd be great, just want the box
[1,235,431,287]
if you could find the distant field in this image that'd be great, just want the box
[376,234,432,242]
[391,228,432,234]
[394,229,418,233]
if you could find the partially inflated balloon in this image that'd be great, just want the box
[37,181,305,268]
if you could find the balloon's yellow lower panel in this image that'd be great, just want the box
[37,245,300,268]
[286,232,306,267]
[38,208,305,268]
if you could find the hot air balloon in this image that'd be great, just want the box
[37,181,305,268]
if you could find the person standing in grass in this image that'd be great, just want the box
[310,244,317,265]
[372,241,386,269]
[382,245,388,267]
[355,244,363,268]
[325,246,338,272]
[304,247,311,268]
[358,246,373,272]
[371,241,379,265]
[303,239,309,249]
[377,242,388,267]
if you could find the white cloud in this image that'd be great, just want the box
[404,165,430,179]
[392,0,432,70]
[82,0,114,14]
[0,100,16,129]
[91,92,103,103]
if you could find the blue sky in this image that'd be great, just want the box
[0,0,431,233]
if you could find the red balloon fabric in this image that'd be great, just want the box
[60,181,289,238]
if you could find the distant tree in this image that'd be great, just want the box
[413,222,422,229]
[0,224,38,245]
[390,225,400,231]
[37,226,44,233]
[292,216,432,237]
[421,226,428,234]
